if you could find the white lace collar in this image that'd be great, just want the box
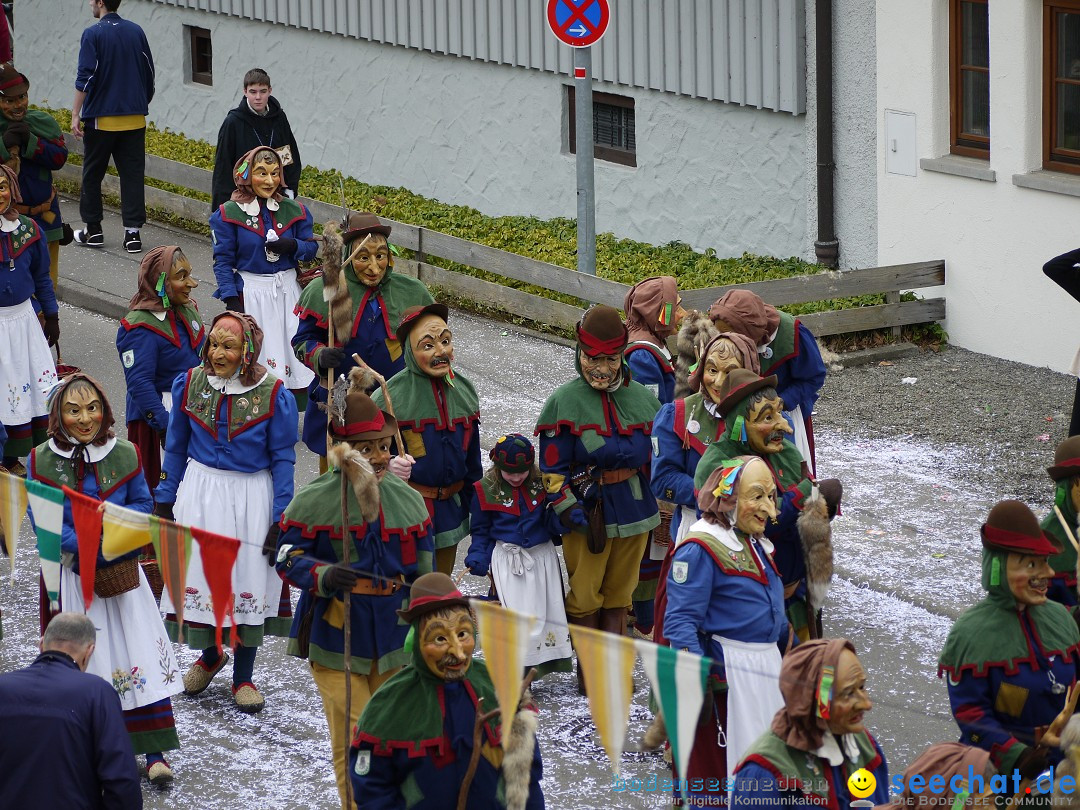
[235,198,279,217]
[206,369,268,395]
[814,731,860,767]
[0,216,20,233]
[48,437,117,463]
[684,518,774,555]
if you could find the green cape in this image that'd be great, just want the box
[120,304,203,348]
[1043,482,1078,582]
[373,338,479,431]
[535,353,660,436]
[31,439,141,499]
[760,311,799,378]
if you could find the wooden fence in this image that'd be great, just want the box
[56,135,945,336]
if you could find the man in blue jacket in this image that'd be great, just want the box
[0,612,143,809]
[71,0,154,254]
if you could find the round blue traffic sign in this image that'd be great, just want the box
[546,0,610,48]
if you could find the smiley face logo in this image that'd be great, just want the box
[848,768,876,798]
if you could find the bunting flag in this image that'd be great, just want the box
[101,502,150,561]
[0,469,28,584]
[191,526,240,651]
[25,479,64,611]
[568,622,637,775]
[635,640,710,782]
[62,486,103,610]
[471,599,537,727]
[149,515,194,642]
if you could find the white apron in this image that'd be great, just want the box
[490,541,573,667]
[0,299,57,425]
[238,269,314,390]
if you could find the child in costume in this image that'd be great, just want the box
[28,373,182,785]
[465,433,573,678]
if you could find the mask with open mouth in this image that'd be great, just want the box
[408,314,455,378]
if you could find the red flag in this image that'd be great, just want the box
[62,486,103,611]
[191,526,241,651]
[149,515,193,643]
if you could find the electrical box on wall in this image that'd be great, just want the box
[884,110,917,177]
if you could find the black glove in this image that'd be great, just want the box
[262,524,280,566]
[817,478,843,520]
[3,121,27,150]
[42,314,59,347]
[266,236,297,256]
[156,426,167,450]
[560,506,589,531]
[318,347,345,372]
[152,502,175,521]
[1015,746,1049,781]
[322,563,358,594]
[223,296,243,313]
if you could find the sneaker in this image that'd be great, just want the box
[147,760,174,786]
[181,650,229,696]
[232,682,265,714]
[123,230,142,253]
[72,225,104,248]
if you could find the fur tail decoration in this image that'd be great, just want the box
[503,689,539,810]
[348,364,378,392]
[326,442,380,524]
[640,712,668,750]
[797,487,834,610]
[320,222,353,345]
[674,310,718,400]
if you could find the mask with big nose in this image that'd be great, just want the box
[419,606,475,681]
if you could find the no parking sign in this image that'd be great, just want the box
[546,0,610,48]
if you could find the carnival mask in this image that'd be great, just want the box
[250,152,282,200]
[0,90,28,123]
[166,254,198,307]
[734,460,777,536]
[0,174,12,213]
[61,383,104,444]
[206,320,244,379]
[350,235,390,288]
[1006,552,1053,607]
[746,394,792,454]
[420,607,475,681]
[701,339,744,404]
[579,350,621,391]
[350,437,391,480]
[1070,478,1080,514]
[409,314,454,378]
[827,649,872,736]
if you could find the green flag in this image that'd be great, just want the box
[25,478,65,611]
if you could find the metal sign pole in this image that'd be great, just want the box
[574,46,596,276]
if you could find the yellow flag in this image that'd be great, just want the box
[568,622,637,775]
[0,469,28,584]
[101,501,150,560]
[471,600,537,726]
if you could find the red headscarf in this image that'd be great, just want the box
[230,146,285,205]
[128,246,184,313]
[624,276,679,345]
[770,638,856,751]
[202,312,266,387]
[708,290,781,347]
[0,163,23,222]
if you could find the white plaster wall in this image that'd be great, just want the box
[805,0,879,269]
[877,0,1080,373]
[20,0,808,260]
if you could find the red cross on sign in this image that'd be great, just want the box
[546,0,610,48]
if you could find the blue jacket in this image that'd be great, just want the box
[0,216,56,313]
[76,13,154,120]
[625,343,675,405]
[465,478,561,575]
[766,320,826,418]
[0,651,142,809]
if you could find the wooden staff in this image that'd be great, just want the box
[340,452,355,810]
[352,353,406,459]
[1054,504,1080,554]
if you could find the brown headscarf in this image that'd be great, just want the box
[687,331,761,393]
[624,276,679,345]
[771,638,856,752]
[229,146,285,205]
[0,163,23,222]
[697,456,765,527]
[202,311,266,387]
[893,743,991,805]
[128,246,183,312]
[46,372,116,451]
[708,290,781,347]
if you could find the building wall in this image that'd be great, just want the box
[20,0,808,259]
[877,0,1080,373]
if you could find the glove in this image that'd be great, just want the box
[156,426,167,450]
[317,346,345,372]
[388,454,414,481]
[262,524,280,566]
[223,296,244,313]
[560,506,589,531]
[42,314,59,347]
[322,563,358,594]
[265,236,297,256]
[3,121,27,149]
[817,478,843,520]
[152,502,175,521]
[1015,746,1049,781]
[464,551,488,577]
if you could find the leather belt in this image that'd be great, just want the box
[409,479,465,500]
[14,188,56,217]
[783,579,802,600]
[351,576,405,596]
[600,468,637,485]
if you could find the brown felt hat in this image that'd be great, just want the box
[342,212,391,243]
[328,388,397,442]
[714,368,780,416]
[397,572,471,624]
[980,499,1061,556]
[576,304,628,357]
[0,64,28,98]
[1048,435,1080,481]
[395,303,450,345]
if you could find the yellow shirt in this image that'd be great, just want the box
[94,114,145,132]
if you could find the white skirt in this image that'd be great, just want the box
[238,270,315,390]
[160,460,282,627]
[490,541,574,667]
[0,300,57,425]
[60,565,183,710]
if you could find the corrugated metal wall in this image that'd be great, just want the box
[152,0,805,114]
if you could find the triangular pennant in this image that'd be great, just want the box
[0,469,28,584]
[635,640,710,781]
[149,515,194,643]
[471,599,537,726]
[567,622,637,775]
[25,479,65,611]
[101,501,150,561]
[62,485,103,611]
[191,526,240,651]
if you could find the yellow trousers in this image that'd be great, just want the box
[310,660,398,810]
[48,241,59,288]
[562,530,649,616]
[435,544,457,577]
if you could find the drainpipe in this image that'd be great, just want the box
[814,0,839,269]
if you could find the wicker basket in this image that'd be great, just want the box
[140,557,164,602]
[94,558,140,598]
[654,504,674,550]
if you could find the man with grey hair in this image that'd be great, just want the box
[0,613,143,808]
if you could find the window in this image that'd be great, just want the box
[188,26,212,86]
[567,87,637,167]
[1045,1,1080,173]
[949,0,990,157]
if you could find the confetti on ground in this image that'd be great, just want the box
[901,377,917,384]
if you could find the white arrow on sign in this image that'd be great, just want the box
[569,23,588,36]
